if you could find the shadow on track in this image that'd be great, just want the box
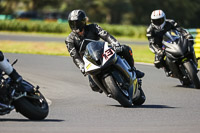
[0,118,64,122]
[135,104,177,109]
[175,85,198,89]
[108,104,176,109]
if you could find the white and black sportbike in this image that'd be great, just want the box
[81,40,146,107]
[0,60,49,120]
[162,29,200,88]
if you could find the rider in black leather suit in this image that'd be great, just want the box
[0,51,22,111]
[146,10,194,76]
[65,10,144,93]
[0,51,22,83]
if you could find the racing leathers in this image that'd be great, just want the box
[65,23,140,92]
[0,51,22,108]
[0,51,22,82]
[146,19,194,75]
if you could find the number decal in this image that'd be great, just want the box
[102,49,114,60]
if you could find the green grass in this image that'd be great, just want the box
[0,20,147,39]
[130,44,154,63]
[0,41,69,56]
[0,40,154,64]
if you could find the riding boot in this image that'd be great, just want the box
[9,69,22,83]
[130,66,145,78]
[135,69,145,78]
[162,61,172,77]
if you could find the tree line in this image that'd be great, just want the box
[0,0,200,28]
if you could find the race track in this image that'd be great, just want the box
[1,53,200,133]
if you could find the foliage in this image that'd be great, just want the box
[0,20,68,33]
[1,0,200,27]
[0,20,147,38]
[100,24,147,38]
[130,0,200,28]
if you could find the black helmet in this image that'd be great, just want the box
[68,10,87,33]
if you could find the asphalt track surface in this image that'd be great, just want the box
[0,53,200,133]
[0,33,148,45]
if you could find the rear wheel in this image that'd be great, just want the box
[183,61,200,89]
[13,91,49,120]
[103,75,132,107]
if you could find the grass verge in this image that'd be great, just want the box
[0,40,154,63]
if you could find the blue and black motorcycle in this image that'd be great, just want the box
[81,40,146,107]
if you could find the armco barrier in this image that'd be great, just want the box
[188,28,200,58]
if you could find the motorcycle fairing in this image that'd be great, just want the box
[112,57,138,99]
[83,42,116,73]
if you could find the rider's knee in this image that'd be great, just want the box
[154,60,163,69]
[0,51,4,61]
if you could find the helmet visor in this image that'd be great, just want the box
[69,20,85,32]
[152,18,165,26]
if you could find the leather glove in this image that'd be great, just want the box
[157,49,164,59]
[183,33,190,39]
[114,45,123,53]
[182,30,192,39]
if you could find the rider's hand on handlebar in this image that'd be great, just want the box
[114,45,123,53]
[157,49,164,58]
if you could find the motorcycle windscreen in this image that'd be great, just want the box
[163,30,188,57]
[84,41,104,66]
[163,30,180,43]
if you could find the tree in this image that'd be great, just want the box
[130,0,200,27]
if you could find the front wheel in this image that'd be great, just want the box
[13,91,49,120]
[132,87,146,106]
[103,75,132,107]
[183,61,200,89]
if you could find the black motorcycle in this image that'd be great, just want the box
[162,29,200,88]
[0,59,49,120]
[81,40,146,107]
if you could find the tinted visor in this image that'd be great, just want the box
[69,20,84,31]
[152,18,165,26]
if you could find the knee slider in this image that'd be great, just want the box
[154,60,162,69]
[0,51,4,61]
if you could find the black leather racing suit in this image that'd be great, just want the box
[0,51,22,105]
[0,51,4,61]
[65,23,134,92]
[0,51,13,74]
[146,19,193,69]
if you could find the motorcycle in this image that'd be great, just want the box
[0,59,49,120]
[162,29,200,88]
[81,39,146,107]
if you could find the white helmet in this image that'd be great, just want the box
[151,10,166,30]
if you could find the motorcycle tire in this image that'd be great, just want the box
[132,87,146,106]
[103,75,132,107]
[13,91,49,120]
[183,61,200,89]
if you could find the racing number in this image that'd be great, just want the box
[102,49,113,60]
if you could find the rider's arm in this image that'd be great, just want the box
[65,34,84,69]
[171,19,193,40]
[146,26,161,54]
[169,19,190,36]
[93,24,121,47]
